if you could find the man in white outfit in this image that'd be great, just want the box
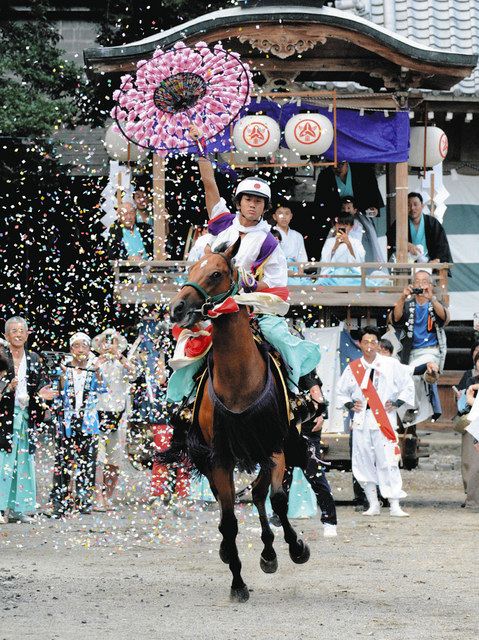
[337,326,415,517]
[271,205,308,262]
[320,211,365,265]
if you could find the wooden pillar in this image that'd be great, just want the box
[395,161,409,263]
[386,162,396,228]
[116,170,123,210]
[152,154,167,260]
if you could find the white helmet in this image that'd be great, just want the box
[234,177,271,208]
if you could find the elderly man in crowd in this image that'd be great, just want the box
[107,202,153,261]
[50,333,105,517]
[390,271,447,425]
[387,192,453,265]
[0,317,56,524]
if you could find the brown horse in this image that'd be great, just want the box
[169,239,310,603]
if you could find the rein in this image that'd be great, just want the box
[181,253,240,318]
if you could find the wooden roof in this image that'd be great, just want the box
[84,4,477,92]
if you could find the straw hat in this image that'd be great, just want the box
[92,328,128,354]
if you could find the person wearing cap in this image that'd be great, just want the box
[91,329,138,511]
[0,316,56,525]
[50,332,106,517]
[166,126,321,406]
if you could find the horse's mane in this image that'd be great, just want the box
[213,242,230,254]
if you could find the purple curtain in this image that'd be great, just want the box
[200,99,409,163]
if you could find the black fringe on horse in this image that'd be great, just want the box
[158,347,308,475]
[192,350,290,474]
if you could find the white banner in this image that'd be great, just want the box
[304,324,346,434]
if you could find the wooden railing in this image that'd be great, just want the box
[112,260,451,308]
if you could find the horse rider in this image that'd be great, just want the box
[166,126,322,416]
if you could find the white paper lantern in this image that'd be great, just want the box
[104,124,148,163]
[284,113,334,155]
[408,126,448,167]
[232,115,280,156]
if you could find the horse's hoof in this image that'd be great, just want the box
[230,585,250,603]
[260,555,278,574]
[219,545,229,564]
[289,540,310,565]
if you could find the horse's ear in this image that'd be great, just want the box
[204,244,212,255]
[223,237,241,261]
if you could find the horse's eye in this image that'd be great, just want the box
[211,271,222,279]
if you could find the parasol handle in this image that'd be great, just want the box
[189,124,208,158]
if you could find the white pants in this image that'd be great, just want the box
[405,346,441,426]
[352,411,406,499]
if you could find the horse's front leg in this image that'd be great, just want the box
[270,452,310,565]
[211,466,249,603]
[251,467,278,574]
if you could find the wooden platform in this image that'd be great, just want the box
[112,260,450,308]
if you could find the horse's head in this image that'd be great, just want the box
[170,238,241,327]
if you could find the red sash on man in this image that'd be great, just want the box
[349,358,398,443]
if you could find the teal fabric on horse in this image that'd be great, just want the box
[0,407,36,514]
[257,315,321,390]
[167,357,205,403]
[167,315,321,402]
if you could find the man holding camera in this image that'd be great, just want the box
[390,270,449,425]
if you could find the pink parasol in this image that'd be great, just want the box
[111,41,253,156]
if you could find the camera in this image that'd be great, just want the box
[411,287,424,295]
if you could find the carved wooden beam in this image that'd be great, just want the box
[238,32,325,59]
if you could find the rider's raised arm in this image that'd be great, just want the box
[190,125,221,218]
[197,156,221,219]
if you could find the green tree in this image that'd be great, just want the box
[0,1,84,136]
[0,0,86,184]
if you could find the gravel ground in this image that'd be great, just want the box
[0,432,477,640]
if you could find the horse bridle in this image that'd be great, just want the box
[180,253,240,318]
